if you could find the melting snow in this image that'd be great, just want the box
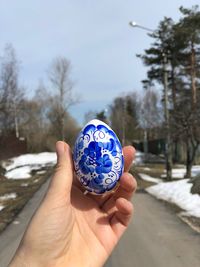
[161,166,200,179]
[146,179,200,218]
[139,173,162,184]
[0,193,17,201]
[0,205,4,211]
[2,152,56,179]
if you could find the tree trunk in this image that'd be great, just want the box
[143,129,148,154]
[173,140,179,163]
[166,157,172,181]
[185,140,199,178]
[190,42,197,110]
[171,66,177,109]
[185,162,192,178]
[163,53,172,180]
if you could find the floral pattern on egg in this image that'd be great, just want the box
[73,119,124,194]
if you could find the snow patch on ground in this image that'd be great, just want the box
[6,166,33,179]
[3,152,56,171]
[161,166,200,179]
[0,205,4,211]
[21,183,28,187]
[0,193,17,201]
[36,170,46,174]
[143,167,151,171]
[133,151,144,164]
[2,152,56,179]
[12,220,20,225]
[146,179,200,218]
[139,173,162,184]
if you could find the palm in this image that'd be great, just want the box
[71,185,117,260]
[68,146,135,266]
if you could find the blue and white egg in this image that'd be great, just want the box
[73,119,124,194]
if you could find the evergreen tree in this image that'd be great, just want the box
[138,5,200,178]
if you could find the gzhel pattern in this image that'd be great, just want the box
[73,119,124,194]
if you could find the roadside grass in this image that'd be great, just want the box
[0,167,54,234]
[130,166,155,192]
[180,215,200,233]
[131,164,164,191]
[134,163,165,178]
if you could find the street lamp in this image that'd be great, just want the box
[129,21,172,180]
[129,21,154,33]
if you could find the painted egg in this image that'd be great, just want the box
[73,119,124,195]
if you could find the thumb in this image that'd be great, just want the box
[47,141,74,200]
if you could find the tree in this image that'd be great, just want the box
[137,87,163,153]
[0,44,24,137]
[138,6,200,178]
[19,82,79,152]
[177,6,200,109]
[48,57,78,140]
[172,88,200,177]
[96,110,108,124]
[173,6,200,177]
[109,93,139,145]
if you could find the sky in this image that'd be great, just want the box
[0,0,198,126]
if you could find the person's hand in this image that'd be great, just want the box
[9,141,137,267]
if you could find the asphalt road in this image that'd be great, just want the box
[0,181,200,267]
[105,192,200,267]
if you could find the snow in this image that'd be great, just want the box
[3,152,57,171]
[146,179,200,218]
[6,166,33,179]
[36,170,46,174]
[2,152,56,179]
[21,183,28,187]
[0,193,17,201]
[133,151,144,164]
[161,165,200,179]
[139,173,162,184]
[0,205,4,211]
[143,167,151,171]
[12,220,20,225]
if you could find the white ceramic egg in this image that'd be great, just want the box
[73,119,124,194]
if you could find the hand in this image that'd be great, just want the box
[9,141,137,267]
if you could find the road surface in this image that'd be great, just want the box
[0,181,200,267]
[105,192,200,267]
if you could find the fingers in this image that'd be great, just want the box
[110,198,134,238]
[101,173,137,216]
[47,141,74,201]
[119,172,137,194]
[123,146,135,172]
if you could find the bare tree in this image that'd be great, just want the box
[137,88,163,131]
[110,93,139,145]
[0,44,24,137]
[48,57,78,140]
[137,88,163,153]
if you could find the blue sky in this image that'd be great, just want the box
[0,0,198,125]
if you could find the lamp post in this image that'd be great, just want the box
[129,21,172,180]
[129,21,154,32]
